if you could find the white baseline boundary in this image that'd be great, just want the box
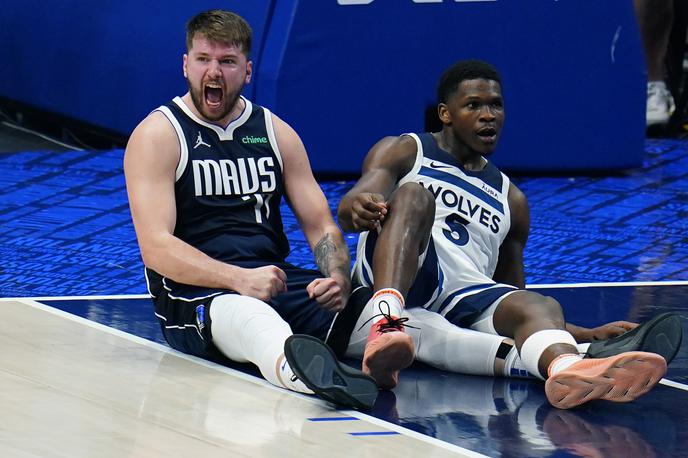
[4,283,688,395]
[5,279,688,303]
[4,298,489,458]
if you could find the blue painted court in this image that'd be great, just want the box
[2,139,687,457]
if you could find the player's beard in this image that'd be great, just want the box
[187,78,243,123]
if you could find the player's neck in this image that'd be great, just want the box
[434,131,486,171]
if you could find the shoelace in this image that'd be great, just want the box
[356,299,419,333]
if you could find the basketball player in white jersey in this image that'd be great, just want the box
[338,60,671,409]
[124,10,377,410]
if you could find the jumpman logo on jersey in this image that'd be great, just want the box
[194,131,211,149]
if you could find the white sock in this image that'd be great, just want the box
[548,354,583,377]
[576,342,590,355]
[648,80,667,91]
[519,329,578,380]
[371,288,405,321]
[503,341,591,378]
[276,354,313,394]
[209,294,312,394]
[345,288,405,358]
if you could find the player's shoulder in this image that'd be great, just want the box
[131,110,176,141]
[125,110,180,163]
[370,134,418,160]
[361,134,417,177]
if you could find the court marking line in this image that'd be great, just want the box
[528,281,688,289]
[6,298,487,458]
[7,279,688,303]
[660,379,688,391]
[308,417,360,422]
[336,408,491,457]
[349,431,400,436]
[7,294,688,395]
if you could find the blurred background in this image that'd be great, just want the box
[2,0,686,175]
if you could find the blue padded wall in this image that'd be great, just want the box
[256,0,647,173]
[1,0,646,173]
[0,1,274,134]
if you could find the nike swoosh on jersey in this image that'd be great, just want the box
[429,161,453,170]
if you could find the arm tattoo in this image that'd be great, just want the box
[314,234,337,276]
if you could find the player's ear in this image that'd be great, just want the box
[437,103,450,124]
[183,54,188,78]
[245,60,253,84]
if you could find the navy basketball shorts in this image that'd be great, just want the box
[150,261,361,362]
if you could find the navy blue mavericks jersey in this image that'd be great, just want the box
[145,96,290,298]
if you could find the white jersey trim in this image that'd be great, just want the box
[156,105,189,182]
[171,96,253,141]
[398,133,423,187]
[263,108,284,172]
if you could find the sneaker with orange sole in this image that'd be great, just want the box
[362,316,415,390]
[545,351,667,409]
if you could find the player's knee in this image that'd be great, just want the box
[507,292,564,324]
[388,182,435,221]
[529,294,565,324]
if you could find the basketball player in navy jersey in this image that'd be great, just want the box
[124,10,377,410]
[338,60,676,409]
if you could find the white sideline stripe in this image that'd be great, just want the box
[339,410,490,457]
[3,294,152,301]
[660,378,688,391]
[527,280,688,289]
[6,280,687,302]
[6,298,484,457]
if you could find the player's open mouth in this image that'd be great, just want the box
[476,126,497,143]
[204,83,223,108]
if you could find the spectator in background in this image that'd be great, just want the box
[634,0,676,127]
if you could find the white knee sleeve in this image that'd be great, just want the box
[404,307,504,376]
[209,295,292,386]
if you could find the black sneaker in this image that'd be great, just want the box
[585,313,683,364]
[284,334,379,410]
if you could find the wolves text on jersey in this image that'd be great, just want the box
[422,181,502,234]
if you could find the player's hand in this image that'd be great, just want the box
[350,193,388,231]
[235,265,287,301]
[307,277,348,312]
[587,321,638,341]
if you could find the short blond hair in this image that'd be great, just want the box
[186,10,252,56]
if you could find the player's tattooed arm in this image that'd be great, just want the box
[314,233,350,282]
[309,232,352,311]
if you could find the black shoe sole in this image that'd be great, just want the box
[585,313,683,364]
[284,334,379,410]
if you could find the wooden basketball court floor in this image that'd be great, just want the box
[0,297,482,458]
[0,137,687,456]
[2,283,687,458]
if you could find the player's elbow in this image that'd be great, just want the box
[136,233,169,271]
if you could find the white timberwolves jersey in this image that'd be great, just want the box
[353,133,518,326]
